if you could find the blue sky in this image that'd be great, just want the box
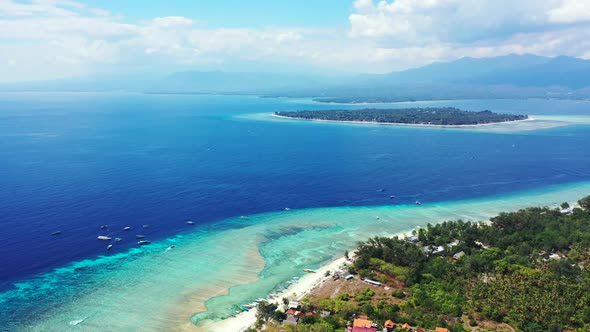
[1,0,590,82]
[82,0,353,28]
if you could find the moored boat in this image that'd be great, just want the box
[97,236,111,241]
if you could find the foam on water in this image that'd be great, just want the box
[2,181,590,331]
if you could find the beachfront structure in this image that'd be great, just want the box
[363,278,381,286]
[422,245,445,256]
[383,319,396,332]
[288,300,300,309]
[474,241,489,249]
[453,251,465,260]
[353,318,374,328]
[405,235,419,243]
[343,273,354,280]
[560,207,574,215]
[282,315,298,326]
[285,309,304,317]
[447,240,460,247]
[351,328,377,332]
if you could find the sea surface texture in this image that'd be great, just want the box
[0,94,589,331]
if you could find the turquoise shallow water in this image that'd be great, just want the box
[1,94,589,331]
[2,180,590,331]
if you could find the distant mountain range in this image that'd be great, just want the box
[310,54,590,102]
[377,54,590,88]
[2,54,590,102]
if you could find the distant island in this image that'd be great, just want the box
[275,107,528,126]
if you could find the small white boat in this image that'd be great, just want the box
[69,318,86,326]
[186,220,194,225]
[137,240,151,245]
[135,235,145,239]
[240,216,250,220]
[51,231,62,236]
[123,226,131,231]
[284,207,291,211]
[100,225,107,229]
[107,244,113,250]
[114,238,122,242]
[415,201,422,205]
[142,224,150,228]
[97,236,111,241]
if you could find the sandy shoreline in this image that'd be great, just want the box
[271,113,535,128]
[197,229,421,332]
[198,255,351,332]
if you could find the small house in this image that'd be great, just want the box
[432,246,445,255]
[363,278,381,287]
[343,273,354,280]
[282,315,299,326]
[401,323,412,330]
[353,318,374,328]
[560,207,573,215]
[422,245,445,256]
[435,328,450,332]
[383,319,395,332]
[352,328,377,332]
[453,251,465,260]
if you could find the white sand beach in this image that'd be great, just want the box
[198,255,350,332]
[271,113,536,128]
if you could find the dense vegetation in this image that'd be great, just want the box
[254,195,590,331]
[275,108,527,126]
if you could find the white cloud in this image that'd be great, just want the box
[349,0,590,43]
[1,0,590,82]
[152,16,193,28]
[547,0,590,23]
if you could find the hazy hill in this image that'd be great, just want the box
[2,54,590,101]
[378,54,590,89]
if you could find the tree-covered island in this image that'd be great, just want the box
[275,108,528,126]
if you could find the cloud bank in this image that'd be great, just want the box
[1,0,590,81]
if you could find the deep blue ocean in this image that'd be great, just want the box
[1,93,589,290]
